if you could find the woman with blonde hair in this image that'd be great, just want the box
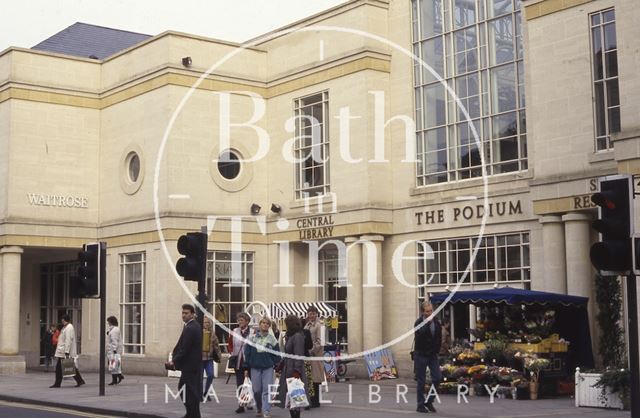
[244,317,280,417]
[202,316,221,401]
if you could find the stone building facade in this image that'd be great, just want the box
[0,0,638,376]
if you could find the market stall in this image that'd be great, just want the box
[429,287,594,399]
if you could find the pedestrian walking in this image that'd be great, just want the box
[244,317,281,418]
[277,315,307,418]
[413,302,442,414]
[303,307,324,408]
[228,312,253,414]
[50,314,85,388]
[166,304,203,418]
[43,325,55,372]
[202,316,221,402]
[106,316,124,385]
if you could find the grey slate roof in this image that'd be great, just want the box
[32,22,151,60]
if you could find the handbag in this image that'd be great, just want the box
[61,357,76,377]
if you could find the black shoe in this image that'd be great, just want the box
[117,374,124,383]
[49,384,60,388]
[416,405,429,413]
[75,381,85,387]
[235,406,245,413]
[426,403,437,413]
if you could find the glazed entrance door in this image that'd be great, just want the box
[39,261,82,365]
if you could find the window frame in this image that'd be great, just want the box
[294,91,330,200]
[417,232,530,298]
[206,250,254,350]
[411,0,527,186]
[589,8,620,152]
[119,252,146,356]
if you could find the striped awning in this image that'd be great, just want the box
[268,302,337,319]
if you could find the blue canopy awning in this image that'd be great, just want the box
[429,286,589,306]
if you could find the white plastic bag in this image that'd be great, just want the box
[286,377,310,409]
[269,376,279,404]
[108,353,121,373]
[238,377,256,408]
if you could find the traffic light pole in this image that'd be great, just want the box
[99,242,106,397]
[627,272,639,416]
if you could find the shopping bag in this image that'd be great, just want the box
[286,377,310,409]
[269,377,279,403]
[61,357,76,377]
[108,353,121,373]
[238,377,256,408]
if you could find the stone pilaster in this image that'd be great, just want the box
[361,235,384,351]
[345,236,363,353]
[0,246,25,374]
[539,215,567,293]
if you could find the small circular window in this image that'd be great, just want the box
[217,150,241,180]
[127,152,141,183]
[120,145,144,195]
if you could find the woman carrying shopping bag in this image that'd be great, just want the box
[106,316,124,385]
[277,315,308,418]
[244,317,281,418]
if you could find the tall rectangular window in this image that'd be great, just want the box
[120,252,145,354]
[206,251,253,350]
[417,232,530,298]
[590,8,620,151]
[317,247,348,348]
[412,0,527,185]
[294,92,330,199]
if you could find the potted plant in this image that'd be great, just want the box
[593,369,630,410]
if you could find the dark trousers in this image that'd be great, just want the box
[414,353,441,406]
[53,357,84,386]
[311,382,321,406]
[179,370,201,418]
[234,367,248,387]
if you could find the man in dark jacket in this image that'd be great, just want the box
[166,304,203,418]
[413,301,442,413]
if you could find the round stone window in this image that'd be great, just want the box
[119,145,145,195]
[217,150,241,180]
[127,152,141,183]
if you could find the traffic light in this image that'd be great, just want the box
[176,232,208,282]
[74,242,105,298]
[590,176,634,272]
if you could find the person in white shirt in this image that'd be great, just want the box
[50,314,85,388]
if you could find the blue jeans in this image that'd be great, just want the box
[251,367,275,413]
[202,360,214,398]
[414,353,441,406]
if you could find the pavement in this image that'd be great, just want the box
[0,370,632,418]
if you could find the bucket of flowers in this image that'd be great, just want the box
[515,351,550,400]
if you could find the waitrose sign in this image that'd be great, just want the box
[27,193,89,209]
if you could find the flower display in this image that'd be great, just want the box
[457,349,481,365]
[514,351,550,382]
